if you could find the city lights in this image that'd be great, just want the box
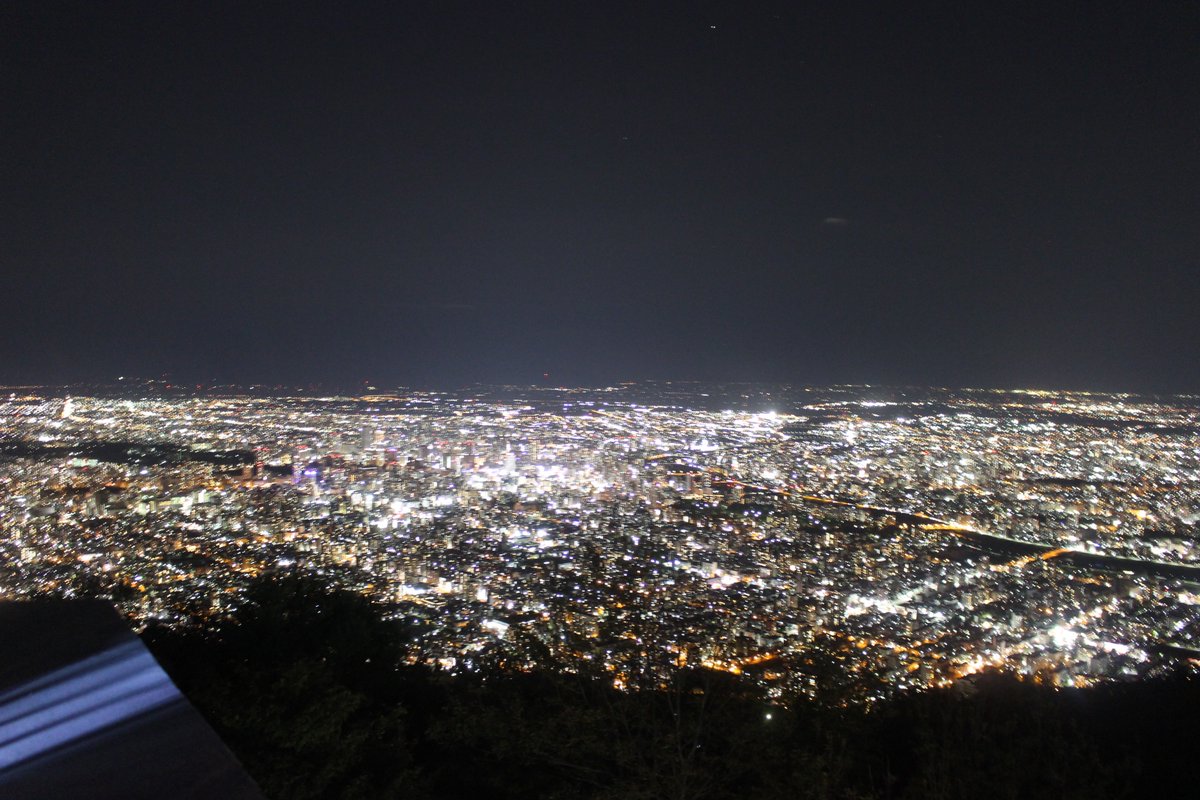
[1,383,1199,702]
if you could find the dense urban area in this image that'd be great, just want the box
[3,381,1199,705]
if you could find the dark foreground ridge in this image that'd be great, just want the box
[144,574,1198,800]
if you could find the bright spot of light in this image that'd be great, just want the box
[1050,625,1078,648]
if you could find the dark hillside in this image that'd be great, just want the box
[144,576,1198,800]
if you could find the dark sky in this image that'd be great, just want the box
[3,2,1197,392]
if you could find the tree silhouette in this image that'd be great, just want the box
[146,572,425,799]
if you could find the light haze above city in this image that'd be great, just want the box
[3,2,1198,392]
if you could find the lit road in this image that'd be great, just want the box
[723,477,1200,582]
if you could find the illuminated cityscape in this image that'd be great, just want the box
[4,382,1199,704]
[4,0,1198,794]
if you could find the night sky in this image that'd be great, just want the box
[3,2,1197,392]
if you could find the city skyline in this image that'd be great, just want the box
[4,381,1200,703]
